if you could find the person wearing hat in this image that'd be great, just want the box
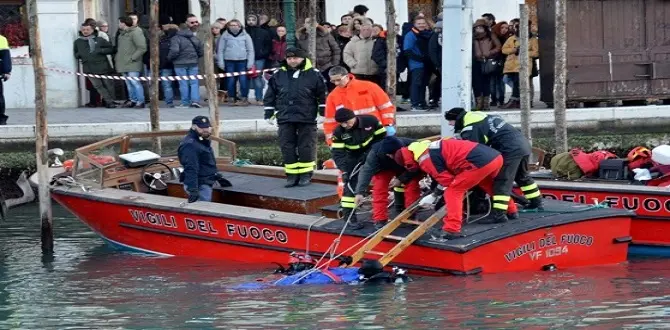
[352,136,422,229]
[263,46,327,187]
[395,137,507,240]
[177,116,232,203]
[444,107,542,224]
[330,109,388,229]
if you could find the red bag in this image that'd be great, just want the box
[248,65,259,79]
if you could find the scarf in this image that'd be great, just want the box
[79,35,96,53]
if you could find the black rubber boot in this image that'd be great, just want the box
[507,212,519,220]
[478,209,509,224]
[342,208,364,230]
[394,190,405,213]
[373,220,388,230]
[297,173,312,187]
[0,115,7,125]
[284,174,299,188]
[429,228,465,240]
[526,197,545,211]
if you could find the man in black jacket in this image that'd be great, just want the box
[264,47,327,187]
[354,136,422,229]
[246,14,273,104]
[331,110,388,229]
[74,23,116,108]
[178,116,232,203]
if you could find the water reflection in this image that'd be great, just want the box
[0,204,669,328]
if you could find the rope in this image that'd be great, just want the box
[519,201,610,213]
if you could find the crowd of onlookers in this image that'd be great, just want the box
[75,7,539,111]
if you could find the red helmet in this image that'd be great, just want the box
[628,146,652,170]
[288,252,315,266]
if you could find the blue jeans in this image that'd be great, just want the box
[160,68,175,105]
[410,68,427,107]
[174,66,200,105]
[123,71,145,103]
[183,184,213,202]
[252,59,266,101]
[489,74,505,104]
[225,60,249,100]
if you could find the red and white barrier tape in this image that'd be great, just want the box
[42,67,277,81]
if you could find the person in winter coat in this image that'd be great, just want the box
[489,21,509,107]
[403,16,433,111]
[263,47,327,187]
[500,19,538,109]
[371,27,403,92]
[297,18,341,90]
[269,26,287,68]
[333,24,352,68]
[472,18,501,110]
[159,24,178,107]
[168,25,204,108]
[246,14,273,105]
[211,21,227,96]
[114,16,147,108]
[343,22,380,86]
[74,23,116,108]
[217,19,255,106]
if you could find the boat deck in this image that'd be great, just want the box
[530,170,670,195]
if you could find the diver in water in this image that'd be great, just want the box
[236,252,411,289]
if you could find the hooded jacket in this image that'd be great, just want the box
[159,27,178,69]
[246,18,273,60]
[168,29,204,67]
[501,33,539,74]
[217,27,255,70]
[473,19,501,60]
[403,27,433,71]
[263,58,327,124]
[73,30,115,74]
[114,26,147,73]
[296,25,341,71]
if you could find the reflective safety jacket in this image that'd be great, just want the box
[399,138,501,183]
[324,75,395,145]
[331,115,387,173]
[454,111,531,158]
[263,58,327,124]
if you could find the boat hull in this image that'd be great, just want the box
[519,180,670,255]
[52,188,632,275]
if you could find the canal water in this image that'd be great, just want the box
[1,204,669,329]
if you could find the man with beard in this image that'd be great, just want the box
[178,116,232,203]
[264,47,327,187]
[245,14,273,104]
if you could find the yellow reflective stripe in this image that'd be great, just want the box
[393,187,404,192]
[484,135,489,144]
[346,144,361,150]
[293,167,314,174]
[296,161,316,168]
[493,195,510,202]
[285,163,301,169]
[463,112,487,126]
[285,168,302,174]
[374,127,387,135]
[520,183,539,192]
[341,202,356,208]
[341,196,356,202]
[493,203,509,210]
[525,191,541,199]
[0,36,8,50]
[331,142,345,148]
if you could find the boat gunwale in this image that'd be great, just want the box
[52,186,635,254]
[532,177,670,196]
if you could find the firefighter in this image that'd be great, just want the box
[331,108,388,229]
[444,107,543,224]
[324,65,397,145]
[396,138,514,240]
[353,136,422,229]
[264,47,327,187]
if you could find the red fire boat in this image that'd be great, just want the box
[50,131,634,275]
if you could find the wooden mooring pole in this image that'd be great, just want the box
[519,1,532,145]
[553,0,568,153]
[199,0,220,156]
[385,0,397,100]
[149,0,162,153]
[27,0,53,253]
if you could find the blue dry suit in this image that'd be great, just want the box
[234,267,362,290]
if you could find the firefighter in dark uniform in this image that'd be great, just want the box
[444,108,543,223]
[264,47,327,187]
[331,108,388,229]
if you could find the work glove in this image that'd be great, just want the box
[316,116,325,124]
[266,118,276,126]
[385,125,396,136]
[187,190,199,203]
[418,194,437,208]
[215,173,233,187]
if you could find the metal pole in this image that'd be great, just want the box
[440,0,472,137]
[283,0,297,47]
[519,1,532,144]
[28,0,53,253]
[200,0,220,155]
[385,0,397,99]
[149,0,162,153]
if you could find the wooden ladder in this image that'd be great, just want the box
[348,204,447,267]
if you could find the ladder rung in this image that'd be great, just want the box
[384,235,405,241]
[401,219,423,226]
[365,250,385,256]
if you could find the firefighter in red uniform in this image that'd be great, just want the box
[331,108,388,229]
[353,136,422,229]
[396,138,514,240]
